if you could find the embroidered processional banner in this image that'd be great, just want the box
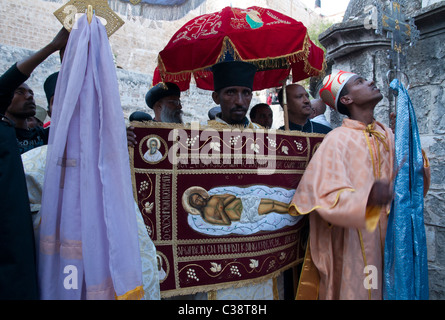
[129,122,325,297]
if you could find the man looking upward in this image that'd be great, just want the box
[289,70,430,300]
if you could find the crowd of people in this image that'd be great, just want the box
[0,24,431,301]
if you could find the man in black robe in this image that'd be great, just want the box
[0,28,68,299]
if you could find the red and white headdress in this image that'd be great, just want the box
[319,70,357,110]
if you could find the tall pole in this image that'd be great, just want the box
[375,0,419,116]
[283,83,289,131]
[394,50,400,114]
[281,76,290,131]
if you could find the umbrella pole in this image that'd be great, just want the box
[282,78,290,131]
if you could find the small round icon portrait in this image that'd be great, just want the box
[156,252,169,283]
[140,135,168,164]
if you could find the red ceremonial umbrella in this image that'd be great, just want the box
[153,6,325,92]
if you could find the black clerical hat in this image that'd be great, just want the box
[145,82,180,109]
[129,111,153,122]
[211,61,257,92]
[44,72,59,107]
[208,106,221,120]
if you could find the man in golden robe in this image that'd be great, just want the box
[289,70,430,300]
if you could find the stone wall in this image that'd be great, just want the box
[319,0,445,299]
[0,0,207,123]
[0,0,322,126]
[413,2,445,299]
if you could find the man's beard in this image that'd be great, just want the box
[160,107,183,124]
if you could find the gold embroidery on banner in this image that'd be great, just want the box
[156,251,170,285]
[138,134,169,165]
[155,173,161,242]
[174,133,310,155]
[129,122,321,297]
[311,142,322,158]
[139,174,154,218]
[172,158,180,290]
[178,229,300,245]
[130,120,326,138]
[148,228,301,247]
[134,168,305,175]
[160,264,301,298]
[176,233,300,262]
[179,248,295,279]
[178,244,299,272]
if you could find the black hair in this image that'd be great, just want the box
[337,85,351,117]
[249,103,270,119]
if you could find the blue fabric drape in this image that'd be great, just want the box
[383,79,429,300]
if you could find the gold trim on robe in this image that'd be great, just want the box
[289,119,395,300]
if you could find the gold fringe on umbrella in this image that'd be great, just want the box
[156,33,325,88]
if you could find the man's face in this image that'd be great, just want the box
[286,85,312,119]
[190,193,206,208]
[310,99,325,119]
[158,96,183,124]
[149,140,158,154]
[7,83,36,119]
[252,105,273,129]
[344,76,383,106]
[213,86,252,125]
